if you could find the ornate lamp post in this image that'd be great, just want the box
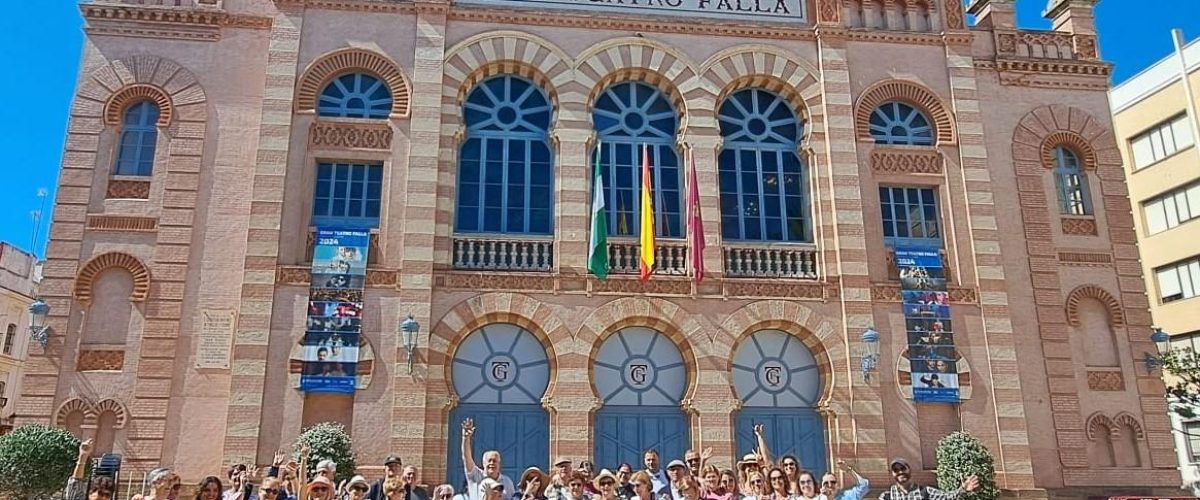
[861,327,880,381]
[400,314,420,373]
[1144,326,1171,373]
[28,297,51,349]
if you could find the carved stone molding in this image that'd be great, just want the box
[77,350,125,371]
[871,284,977,304]
[81,3,272,42]
[437,272,556,292]
[870,148,942,174]
[105,178,151,200]
[365,269,398,288]
[1058,251,1112,266]
[942,0,965,30]
[816,0,840,24]
[276,266,311,287]
[86,215,158,232]
[592,277,691,296]
[1087,370,1125,391]
[309,120,394,150]
[1061,217,1097,236]
[724,280,826,300]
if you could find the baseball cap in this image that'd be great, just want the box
[889,457,910,469]
[384,454,403,466]
[554,457,572,466]
[666,460,686,470]
[479,478,504,494]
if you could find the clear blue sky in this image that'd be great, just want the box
[0,1,1196,259]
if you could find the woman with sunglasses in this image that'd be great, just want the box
[305,477,336,500]
[740,471,765,500]
[519,467,550,500]
[592,470,620,500]
[717,470,739,500]
[776,457,800,496]
[626,472,654,500]
[763,468,790,500]
[344,476,371,500]
[558,471,590,500]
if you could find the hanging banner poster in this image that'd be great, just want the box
[897,247,959,403]
[301,229,370,394]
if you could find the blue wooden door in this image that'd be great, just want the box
[448,404,549,489]
[447,324,551,489]
[735,408,827,474]
[595,406,690,469]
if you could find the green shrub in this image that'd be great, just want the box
[295,422,357,484]
[935,431,998,500]
[0,424,80,500]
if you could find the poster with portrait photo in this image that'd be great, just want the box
[897,246,959,403]
[302,227,370,394]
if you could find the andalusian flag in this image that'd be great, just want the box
[639,144,656,282]
[588,141,609,280]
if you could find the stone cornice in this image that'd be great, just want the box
[447,6,818,40]
[81,3,272,42]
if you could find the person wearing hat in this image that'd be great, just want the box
[735,454,762,494]
[303,477,335,500]
[545,458,572,500]
[368,455,405,500]
[879,457,978,500]
[343,476,371,500]
[518,467,550,500]
[479,479,507,500]
[657,460,690,500]
[591,470,620,500]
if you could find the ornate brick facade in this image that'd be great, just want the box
[21,0,1177,496]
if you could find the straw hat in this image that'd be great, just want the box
[520,467,550,490]
[591,469,617,491]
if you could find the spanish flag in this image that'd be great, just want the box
[639,144,655,282]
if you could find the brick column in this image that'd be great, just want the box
[407,2,448,474]
[552,127,592,275]
[222,5,303,467]
[685,132,725,284]
[943,39,1036,489]
[688,397,740,467]
[814,30,881,470]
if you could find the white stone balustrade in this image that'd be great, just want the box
[723,243,820,279]
[452,235,554,272]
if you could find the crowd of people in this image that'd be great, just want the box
[65,423,979,500]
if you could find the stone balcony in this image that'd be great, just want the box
[723,242,820,280]
[452,234,554,272]
[607,238,688,276]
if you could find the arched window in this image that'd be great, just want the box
[717,88,809,242]
[318,73,392,119]
[2,324,14,355]
[1054,146,1092,215]
[593,82,682,238]
[1088,422,1116,467]
[869,102,934,145]
[456,75,553,234]
[114,101,160,176]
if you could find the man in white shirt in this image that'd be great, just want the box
[656,461,688,500]
[642,450,668,494]
[461,419,516,500]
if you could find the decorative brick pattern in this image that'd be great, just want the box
[73,252,152,305]
[870,148,943,174]
[308,120,394,150]
[1086,370,1125,391]
[1061,217,1098,235]
[55,398,128,429]
[296,48,411,118]
[1065,285,1124,327]
[77,350,126,371]
[106,178,152,199]
[854,79,957,144]
[105,84,173,126]
[86,215,158,232]
[1058,251,1112,266]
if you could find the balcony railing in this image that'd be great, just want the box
[452,235,554,272]
[723,243,819,279]
[607,239,688,276]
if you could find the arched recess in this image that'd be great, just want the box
[1086,412,1117,467]
[854,79,956,145]
[73,252,151,305]
[443,31,570,114]
[105,84,173,127]
[55,398,94,432]
[1041,131,1098,171]
[1066,285,1124,327]
[575,37,696,123]
[698,45,823,128]
[296,48,411,118]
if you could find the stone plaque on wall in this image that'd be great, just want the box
[197,309,237,369]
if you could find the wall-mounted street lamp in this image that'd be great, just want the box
[1144,326,1171,373]
[28,297,51,349]
[400,314,420,373]
[861,327,880,381]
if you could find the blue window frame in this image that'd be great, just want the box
[456,75,553,234]
[869,102,934,145]
[114,101,160,176]
[1054,146,1092,215]
[593,82,682,238]
[880,186,941,248]
[312,162,383,228]
[717,88,810,242]
[318,73,392,119]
